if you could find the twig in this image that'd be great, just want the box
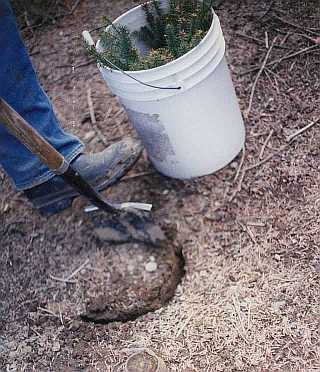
[241,44,319,75]
[89,25,105,33]
[58,304,64,326]
[246,225,256,244]
[271,45,319,69]
[30,50,40,57]
[229,146,287,202]
[273,15,320,37]
[104,106,113,123]
[257,0,275,20]
[265,31,269,49]
[245,37,277,117]
[113,108,125,119]
[235,32,289,50]
[246,221,266,228]
[92,122,109,146]
[259,129,274,159]
[232,296,249,344]
[233,146,246,183]
[290,32,319,44]
[68,0,81,15]
[280,31,291,46]
[229,170,246,202]
[238,221,256,244]
[49,259,89,284]
[236,32,262,43]
[120,171,157,182]
[75,60,95,69]
[265,67,288,87]
[245,149,284,172]
[56,64,72,69]
[38,307,60,318]
[87,88,96,124]
[38,306,71,322]
[248,130,269,138]
[176,311,197,338]
[66,259,90,281]
[286,118,320,143]
[31,328,41,337]
[88,107,113,146]
[49,274,77,284]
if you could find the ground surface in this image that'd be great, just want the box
[1,0,320,371]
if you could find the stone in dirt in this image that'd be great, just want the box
[145,261,158,272]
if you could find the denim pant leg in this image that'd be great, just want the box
[0,0,84,190]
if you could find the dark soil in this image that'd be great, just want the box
[1,0,320,371]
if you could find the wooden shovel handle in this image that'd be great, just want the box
[0,97,68,174]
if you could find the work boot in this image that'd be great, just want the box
[24,137,143,216]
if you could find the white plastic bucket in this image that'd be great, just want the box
[97,1,245,179]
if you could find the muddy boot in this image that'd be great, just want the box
[24,137,143,216]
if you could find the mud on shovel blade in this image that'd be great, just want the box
[0,97,151,214]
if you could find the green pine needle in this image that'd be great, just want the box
[86,0,215,71]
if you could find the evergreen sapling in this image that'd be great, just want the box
[86,0,216,71]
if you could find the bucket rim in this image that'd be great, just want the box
[96,2,217,76]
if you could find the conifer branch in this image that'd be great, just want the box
[86,0,215,71]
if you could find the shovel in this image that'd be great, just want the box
[0,97,152,215]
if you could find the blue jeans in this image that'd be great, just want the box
[0,0,84,190]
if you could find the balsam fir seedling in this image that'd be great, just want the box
[87,0,216,71]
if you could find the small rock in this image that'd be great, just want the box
[162,189,169,195]
[149,256,156,262]
[230,161,238,169]
[145,261,158,273]
[52,341,60,352]
[274,254,281,261]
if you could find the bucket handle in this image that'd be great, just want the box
[82,31,182,91]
